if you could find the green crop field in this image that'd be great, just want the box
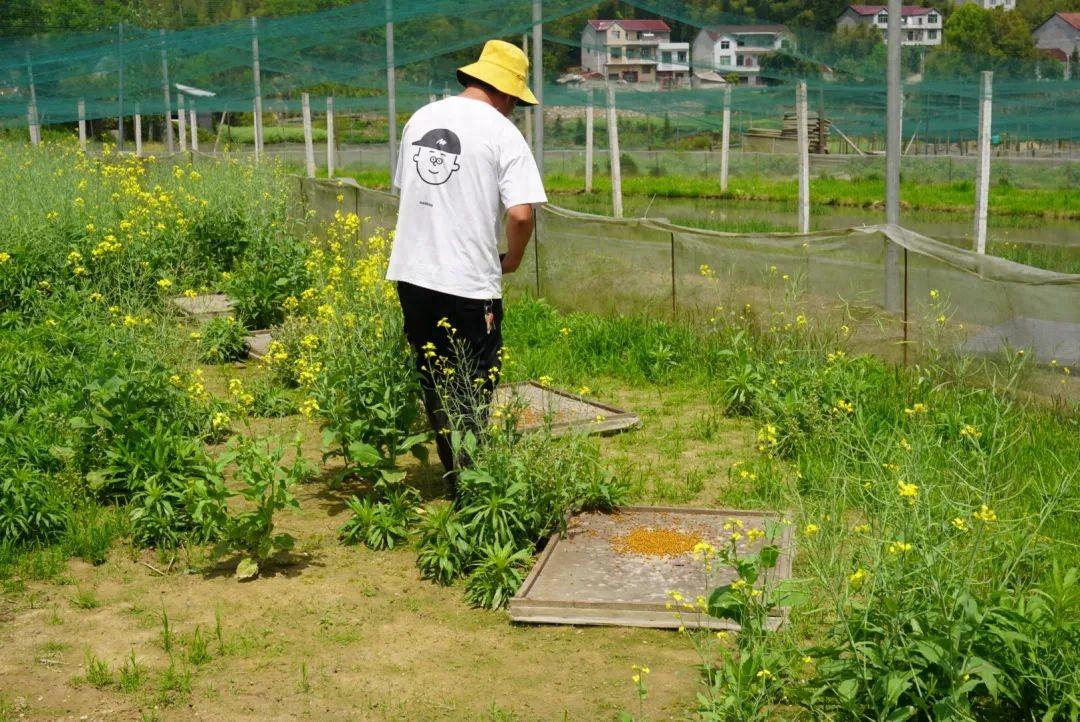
[0,140,1077,720]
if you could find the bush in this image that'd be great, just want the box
[226,234,308,329]
[0,467,69,547]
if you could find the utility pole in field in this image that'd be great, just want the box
[884,0,902,313]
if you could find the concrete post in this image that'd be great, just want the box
[251,17,264,160]
[386,0,398,181]
[302,93,316,178]
[973,71,993,254]
[796,81,810,234]
[585,89,594,193]
[160,29,174,154]
[720,84,731,192]
[326,96,335,179]
[606,83,623,219]
[884,0,903,312]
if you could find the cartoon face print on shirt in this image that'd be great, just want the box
[412,128,462,185]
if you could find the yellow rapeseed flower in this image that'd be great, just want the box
[897,480,918,504]
[950,517,969,532]
[804,523,819,536]
[299,397,320,418]
[973,505,997,523]
[848,568,869,589]
[959,424,981,439]
[887,541,913,555]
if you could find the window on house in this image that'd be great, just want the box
[877,12,888,23]
[720,40,730,49]
[928,13,938,22]
[736,55,744,66]
[907,31,914,40]
[677,51,687,62]
[719,54,733,66]
[613,30,621,39]
[611,47,623,59]
[928,29,938,39]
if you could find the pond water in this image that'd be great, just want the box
[551,194,1080,274]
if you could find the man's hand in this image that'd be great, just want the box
[502,203,534,274]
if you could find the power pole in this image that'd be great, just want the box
[386,0,398,181]
[251,17,264,160]
[118,22,125,152]
[160,30,174,154]
[884,0,902,312]
[973,71,993,254]
[532,0,544,175]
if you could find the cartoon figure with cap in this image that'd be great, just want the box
[412,128,462,186]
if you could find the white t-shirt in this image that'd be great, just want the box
[386,96,547,300]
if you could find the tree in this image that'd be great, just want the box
[926,3,1037,78]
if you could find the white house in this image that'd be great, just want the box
[691,24,792,86]
[580,19,690,87]
[953,0,1015,10]
[836,5,943,46]
[1033,12,1080,59]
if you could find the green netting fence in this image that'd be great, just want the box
[3,0,1078,144]
[296,176,1080,402]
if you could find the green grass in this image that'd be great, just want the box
[339,163,1079,220]
[222,125,327,144]
[2,141,1076,719]
[543,173,1080,220]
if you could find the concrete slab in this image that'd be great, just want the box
[245,330,273,359]
[493,381,640,437]
[168,293,235,321]
[509,506,794,631]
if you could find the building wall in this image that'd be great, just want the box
[581,25,601,74]
[835,8,942,46]
[1034,16,1080,55]
[954,0,1015,9]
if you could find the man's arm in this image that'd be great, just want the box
[501,203,534,274]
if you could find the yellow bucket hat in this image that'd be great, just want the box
[457,40,539,107]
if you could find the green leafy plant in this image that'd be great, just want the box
[186,626,211,666]
[463,542,532,610]
[119,651,146,693]
[415,504,471,585]
[207,435,305,580]
[339,483,419,551]
[83,649,114,689]
[195,316,248,364]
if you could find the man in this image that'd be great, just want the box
[386,40,547,484]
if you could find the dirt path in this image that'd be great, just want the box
[0,382,753,721]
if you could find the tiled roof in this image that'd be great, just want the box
[847,4,938,16]
[587,19,671,32]
[1055,12,1080,30]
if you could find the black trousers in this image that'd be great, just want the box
[397,281,503,477]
